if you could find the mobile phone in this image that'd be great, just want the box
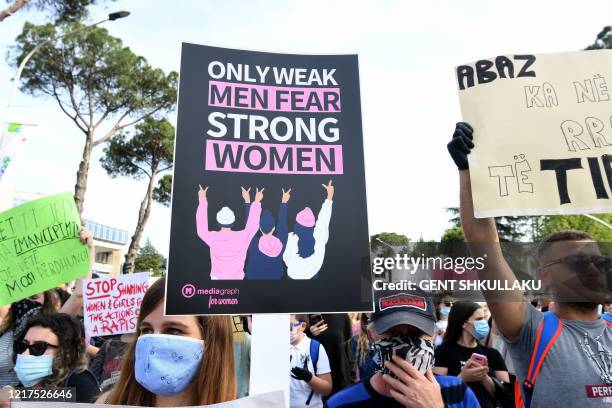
[470,353,488,366]
[309,314,324,326]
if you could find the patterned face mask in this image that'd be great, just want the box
[371,335,435,377]
[134,334,205,396]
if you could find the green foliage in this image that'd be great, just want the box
[445,207,611,242]
[134,239,165,276]
[2,0,110,23]
[153,174,172,207]
[441,227,464,242]
[370,232,410,260]
[100,117,174,181]
[585,26,612,50]
[11,22,178,140]
[533,214,612,242]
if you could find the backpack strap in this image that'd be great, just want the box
[310,339,320,375]
[602,313,612,326]
[306,339,321,406]
[518,311,562,408]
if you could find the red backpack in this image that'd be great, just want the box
[515,312,612,408]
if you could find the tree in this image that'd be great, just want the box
[11,22,177,215]
[134,238,165,276]
[585,26,612,50]
[446,207,536,242]
[534,214,612,242]
[1,0,108,23]
[441,227,464,243]
[370,232,410,256]
[101,117,174,272]
[152,174,172,207]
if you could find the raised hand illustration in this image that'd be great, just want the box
[194,184,262,280]
[283,180,335,279]
[245,187,291,280]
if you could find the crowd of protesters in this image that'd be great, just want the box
[0,120,610,408]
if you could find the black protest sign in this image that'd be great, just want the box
[165,44,371,314]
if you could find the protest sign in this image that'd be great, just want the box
[457,50,612,217]
[0,192,88,306]
[166,44,371,314]
[12,391,286,407]
[82,272,150,337]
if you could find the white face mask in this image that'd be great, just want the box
[290,322,303,343]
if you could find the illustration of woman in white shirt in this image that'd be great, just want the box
[283,180,334,279]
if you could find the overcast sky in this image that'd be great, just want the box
[1,0,611,256]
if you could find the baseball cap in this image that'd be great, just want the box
[370,288,436,337]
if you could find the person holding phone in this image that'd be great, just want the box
[433,301,510,408]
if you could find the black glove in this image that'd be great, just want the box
[291,366,313,382]
[447,122,474,170]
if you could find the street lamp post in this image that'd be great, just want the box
[582,213,612,230]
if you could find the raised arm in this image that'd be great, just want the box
[449,122,524,340]
[195,185,212,245]
[278,188,290,245]
[313,181,334,244]
[60,226,94,316]
[243,188,263,240]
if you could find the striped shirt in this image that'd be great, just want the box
[0,330,19,387]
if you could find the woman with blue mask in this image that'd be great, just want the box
[434,299,452,347]
[0,227,95,388]
[99,277,236,406]
[433,301,510,408]
[12,313,99,402]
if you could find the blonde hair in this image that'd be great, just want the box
[107,278,236,406]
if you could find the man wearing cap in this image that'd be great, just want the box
[196,184,263,280]
[326,290,480,408]
[284,180,334,279]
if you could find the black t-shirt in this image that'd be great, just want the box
[307,313,354,394]
[434,342,507,408]
[65,369,101,403]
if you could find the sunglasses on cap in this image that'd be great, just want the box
[541,255,611,274]
[13,339,59,356]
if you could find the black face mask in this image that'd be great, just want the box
[14,299,42,324]
[12,298,43,336]
[371,335,435,378]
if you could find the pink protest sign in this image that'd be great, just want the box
[82,272,150,337]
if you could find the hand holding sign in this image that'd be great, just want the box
[241,186,252,203]
[322,180,334,200]
[254,188,264,203]
[198,184,209,200]
[281,188,291,204]
[79,227,94,251]
[447,122,474,171]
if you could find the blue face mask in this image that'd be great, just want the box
[469,320,490,341]
[135,334,205,397]
[440,306,451,317]
[14,354,54,387]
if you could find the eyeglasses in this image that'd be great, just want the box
[13,340,59,356]
[541,255,611,274]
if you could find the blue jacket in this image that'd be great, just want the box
[326,374,480,408]
[244,203,288,279]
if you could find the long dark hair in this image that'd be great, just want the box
[0,290,60,335]
[14,313,87,387]
[294,223,315,257]
[443,301,481,345]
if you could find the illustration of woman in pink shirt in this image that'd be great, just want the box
[195,184,263,280]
